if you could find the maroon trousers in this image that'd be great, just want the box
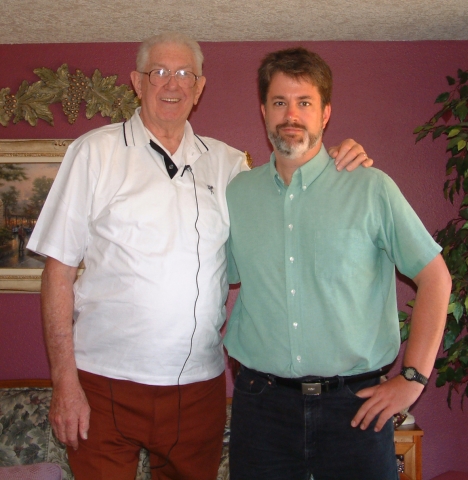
[67,370,226,480]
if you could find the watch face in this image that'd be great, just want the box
[404,367,416,380]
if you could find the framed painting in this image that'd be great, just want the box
[0,139,72,292]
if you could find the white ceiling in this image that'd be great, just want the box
[1,0,467,44]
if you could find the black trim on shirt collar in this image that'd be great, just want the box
[122,122,128,146]
[122,120,137,147]
[194,134,209,153]
[124,121,208,153]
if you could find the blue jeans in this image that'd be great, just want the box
[230,366,398,480]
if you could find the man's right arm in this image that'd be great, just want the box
[41,257,90,450]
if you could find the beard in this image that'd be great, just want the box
[267,121,323,160]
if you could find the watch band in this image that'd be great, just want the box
[400,366,428,386]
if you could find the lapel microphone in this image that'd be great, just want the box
[181,165,192,177]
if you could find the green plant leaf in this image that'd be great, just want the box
[459,69,468,83]
[436,371,447,387]
[446,367,455,381]
[447,136,462,150]
[448,128,461,138]
[430,126,445,140]
[447,76,456,85]
[435,357,447,369]
[398,310,408,321]
[444,327,459,351]
[400,323,410,342]
[415,130,430,142]
[455,102,468,122]
[435,92,450,103]
[455,367,465,382]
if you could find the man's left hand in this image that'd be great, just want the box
[328,139,373,171]
[351,375,424,432]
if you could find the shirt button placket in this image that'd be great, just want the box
[285,186,301,370]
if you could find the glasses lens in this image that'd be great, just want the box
[147,69,197,87]
[175,70,197,87]
[148,69,168,86]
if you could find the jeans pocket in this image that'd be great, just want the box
[234,368,270,396]
[343,376,380,400]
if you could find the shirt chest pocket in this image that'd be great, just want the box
[314,229,377,281]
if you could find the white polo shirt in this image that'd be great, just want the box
[28,109,248,385]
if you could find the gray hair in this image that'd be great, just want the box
[136,32,204,74]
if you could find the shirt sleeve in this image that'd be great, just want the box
[226,230,241,284]
[228,151,251,184]
[376,173,441,279]
[27,139,96,267]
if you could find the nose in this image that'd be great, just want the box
[285,105,299,122]
[164,74,179,88]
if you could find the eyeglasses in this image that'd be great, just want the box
[139,68,199,88]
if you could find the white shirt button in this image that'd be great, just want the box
[291,289,296,296]
[293,322,298,329]
[289,194,294,200]
[302,185,307,191]
[290,257,294,263]
[288,224,293,231]
[297,355,301,362]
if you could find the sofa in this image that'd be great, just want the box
[0,380,230,480]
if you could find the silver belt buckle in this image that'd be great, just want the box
[302,382,321,395]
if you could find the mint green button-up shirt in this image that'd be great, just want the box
[224,145,441,378]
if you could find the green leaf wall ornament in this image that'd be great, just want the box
[0,65,140,127]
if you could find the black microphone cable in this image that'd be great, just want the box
[110,165,201,471]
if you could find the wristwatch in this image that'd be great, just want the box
[400,366,428,386]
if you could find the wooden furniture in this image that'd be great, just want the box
[395,424,423,480]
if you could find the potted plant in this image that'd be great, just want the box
[400,68,468,407]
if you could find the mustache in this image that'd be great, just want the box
[276,121,307,132]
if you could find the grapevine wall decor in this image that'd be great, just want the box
[0,64,140,127]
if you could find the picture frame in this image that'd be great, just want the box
[0,139,72,292]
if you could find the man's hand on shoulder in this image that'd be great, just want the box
[350,374,424,432]
[328,139,373,172]
[49,376,90,450]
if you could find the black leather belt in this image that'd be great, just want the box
[247,366,390,395]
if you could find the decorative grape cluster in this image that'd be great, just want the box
[3,94,17,119]
[62,70,89,124]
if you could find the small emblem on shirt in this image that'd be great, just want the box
[208,185,214,195]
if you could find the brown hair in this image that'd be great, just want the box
[258,47,332,108]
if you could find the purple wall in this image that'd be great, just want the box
[1,40,468,478]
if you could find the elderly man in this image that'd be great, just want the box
[28,34,370,480]
[225,47,451,480]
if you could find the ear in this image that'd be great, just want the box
[322,104,331,129]
[130,71,143,99]
[193,76,207,105]
[261,104,266,120]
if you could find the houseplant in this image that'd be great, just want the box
[400,68,468,407]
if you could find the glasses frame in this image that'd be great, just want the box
[139,68,200,88]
